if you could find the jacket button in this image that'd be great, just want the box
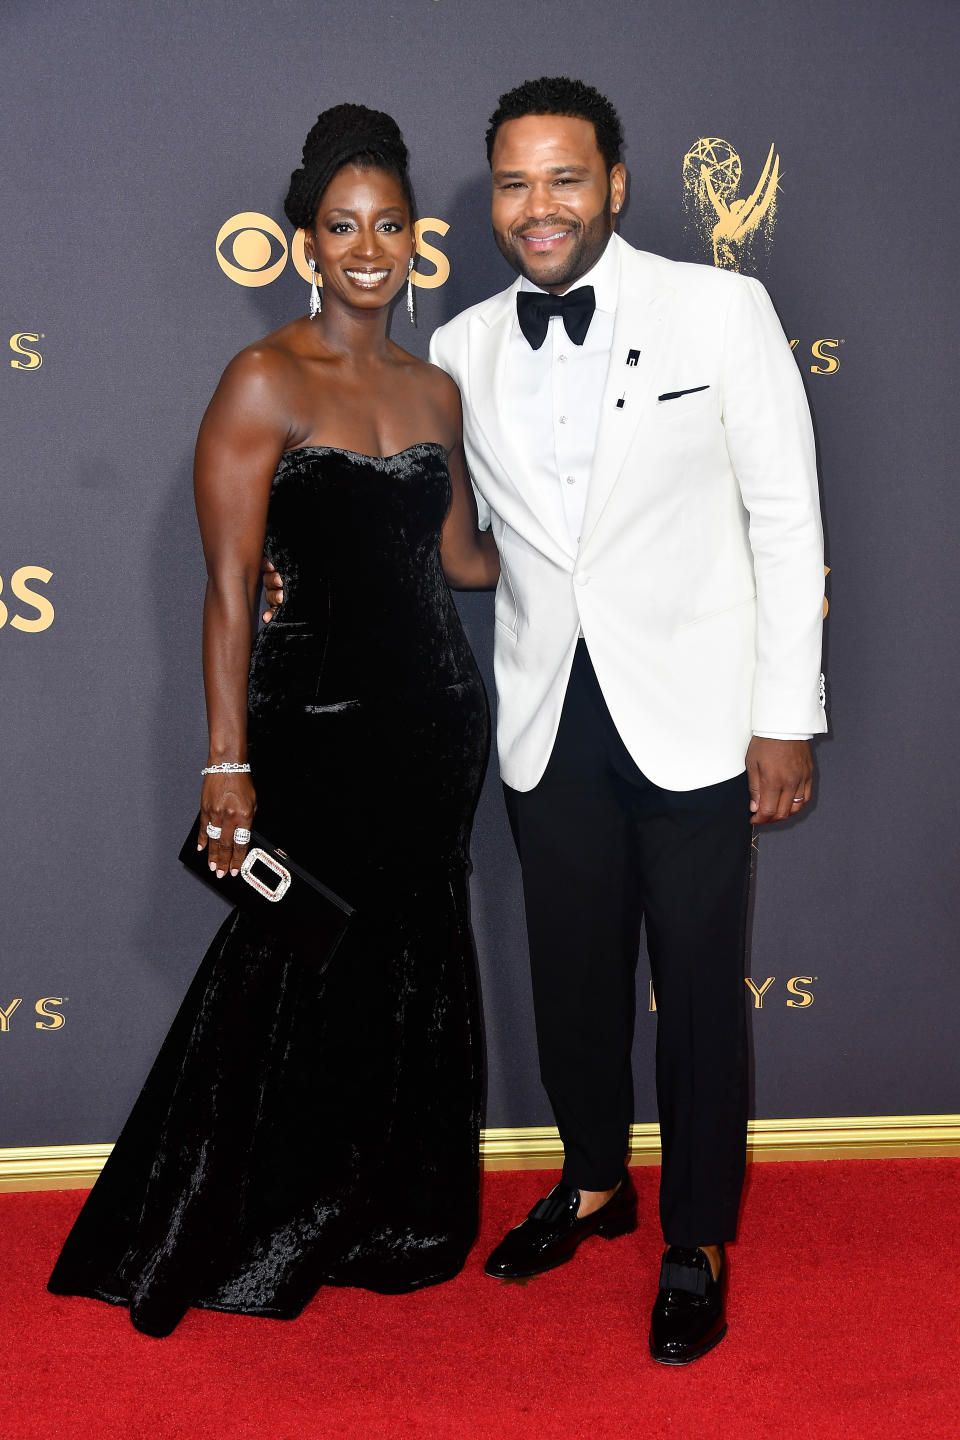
[574,574,590,587]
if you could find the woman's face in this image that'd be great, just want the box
[304,164,414,314]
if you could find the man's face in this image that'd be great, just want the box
[490,114,626,293]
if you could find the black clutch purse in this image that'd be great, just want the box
[178,813,354,970]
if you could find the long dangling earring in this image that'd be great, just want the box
[308,258,322,318]
[406,257,416,326]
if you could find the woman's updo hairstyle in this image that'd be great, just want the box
[284,103,415,231]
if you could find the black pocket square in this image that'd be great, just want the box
[658,385,710,402]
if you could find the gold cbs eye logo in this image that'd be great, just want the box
[215,213,307,287]
[216,212,450,289]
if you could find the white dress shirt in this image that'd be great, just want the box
[502,237,618,551]
[500,236,809,744]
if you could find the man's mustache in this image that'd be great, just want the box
[510,217,582,239]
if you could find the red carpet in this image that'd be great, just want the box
[4,1160,958,1439]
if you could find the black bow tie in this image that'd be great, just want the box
[516,285,596,350]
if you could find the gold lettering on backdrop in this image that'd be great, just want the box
[0,568,54,632]
[810,339,842,374]
[35,997,66,1029]
[412,219,451,289]
[290,228,315,286]
[0,998,68,1032]
[9,332,43,370]
[0,999,23,1032]
[651,978,817,1011]
[789,339,844,373]
[682,139,779,272]
[786,976,816,1008]
[218,213,451,292]
[745,977,776,1009]
[1,566,55,632]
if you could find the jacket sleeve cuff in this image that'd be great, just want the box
[752,732,813,741]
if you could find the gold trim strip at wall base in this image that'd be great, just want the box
[0,1144,114,1193]
[481,1115,960,1169]
[2,1117,958,1192]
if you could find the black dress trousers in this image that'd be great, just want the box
[503,640,752,1246]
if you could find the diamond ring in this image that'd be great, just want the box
[791,797,804,803]
[205,823,222,839]
[233,827,251,845]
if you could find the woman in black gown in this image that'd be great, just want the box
[48,105,499,1336]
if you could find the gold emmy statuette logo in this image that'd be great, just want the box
[217,214,451,290]
[683,138,780,272]
[0,997,66,1032]
[9,332,43,369]
[0,566,54,632]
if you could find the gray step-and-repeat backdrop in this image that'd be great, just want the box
[2,0,958,1148]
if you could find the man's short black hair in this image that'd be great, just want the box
[485,76,625,172]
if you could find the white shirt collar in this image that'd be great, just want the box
[518,233,619,312]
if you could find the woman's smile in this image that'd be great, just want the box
[343,267,391,287]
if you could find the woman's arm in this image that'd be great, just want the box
[436,379,499,590]
[193,348,290,877]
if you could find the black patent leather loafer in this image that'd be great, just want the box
[484,1173,637,1279]
[649,1245,727,1365]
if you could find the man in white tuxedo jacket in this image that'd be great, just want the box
[428,78,826,1365]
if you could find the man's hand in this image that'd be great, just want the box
[746,738,812,825]
[261,558,284,622]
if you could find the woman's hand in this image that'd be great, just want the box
[197,771,257,877]
[261,558,285,621]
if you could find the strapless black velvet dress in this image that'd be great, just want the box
[48,443,490,1336]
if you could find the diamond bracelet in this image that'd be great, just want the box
[201,762,251,775]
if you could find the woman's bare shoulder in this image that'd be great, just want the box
[207,324,318,435]
[222,319,312,389]
[394,349,462,413]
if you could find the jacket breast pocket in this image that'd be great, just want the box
[656,386,716,424]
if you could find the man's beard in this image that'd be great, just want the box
[494,203,614,293]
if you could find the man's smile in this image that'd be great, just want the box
[518,229,573,252]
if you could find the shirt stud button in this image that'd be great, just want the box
[566,475,576,485]
[558,415,567,424]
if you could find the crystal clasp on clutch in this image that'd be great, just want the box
[240,848,292,902]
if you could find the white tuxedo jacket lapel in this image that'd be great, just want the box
[580,240,673,548]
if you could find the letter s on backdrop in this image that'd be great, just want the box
[412,219,450,289]
[4,567,55,632]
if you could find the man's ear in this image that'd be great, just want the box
[610,164,627,215]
